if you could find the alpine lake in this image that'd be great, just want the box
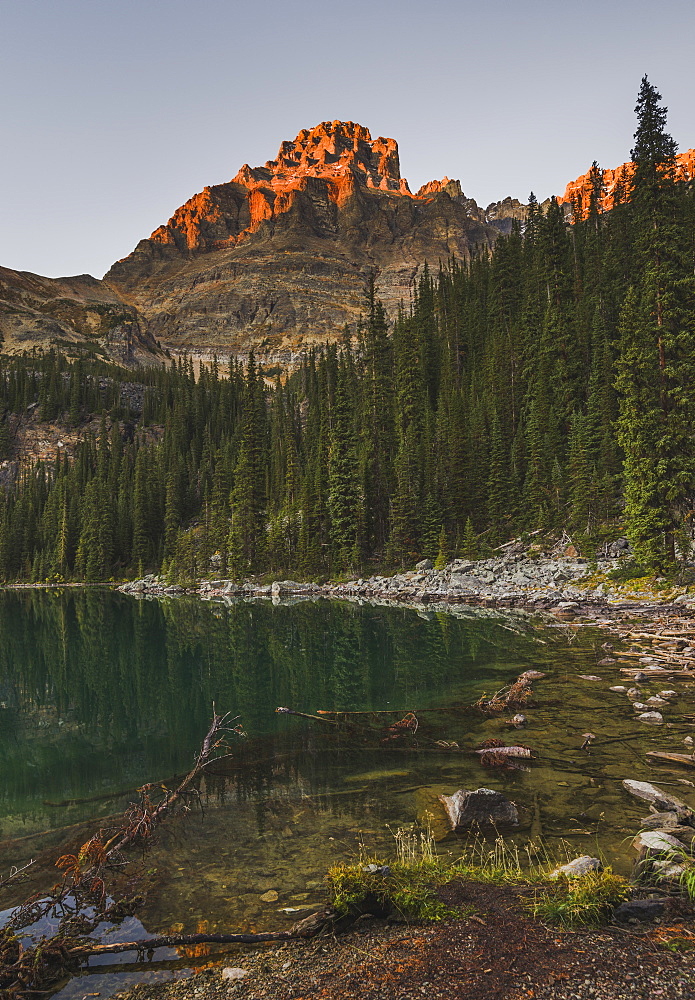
[1,588,693,997]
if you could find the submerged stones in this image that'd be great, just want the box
[636,711,664,724]
[622,780,695,822]
[438,787,519,832]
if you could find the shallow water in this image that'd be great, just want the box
[1,589,693,994]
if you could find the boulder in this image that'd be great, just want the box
[613,898,664,922]
[632,830,687,855]
[270,580,312,596]
[652,860,689,879]
[438,787,518,831]
[549,856,601,879]
[636,711,663,723]
[450,561,474,574]
[623,780,695,822]
[640,811,680,830]
[415,558,433,571]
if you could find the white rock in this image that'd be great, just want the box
[632,702,648,711]
[646,696,668,706]
[637,711,664,723]
[659,690,677,698]
[632,830,686,854]
[549,856,602,878]
[651,860,688,878]
[609,686,627,692]
[622,780,694,820]
[222,968,249,981]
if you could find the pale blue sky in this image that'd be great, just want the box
[2,0,694,278]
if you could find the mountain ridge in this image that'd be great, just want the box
[1,123,693,364]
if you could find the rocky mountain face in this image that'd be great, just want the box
[0,267,159,365]
[559,149,695,217]
[1,125,693,365]
[103,122,508,358]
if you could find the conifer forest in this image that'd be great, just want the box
[0,78,693,584]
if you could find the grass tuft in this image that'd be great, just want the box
[531,871,630,927]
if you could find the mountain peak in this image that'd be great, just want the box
[232,120,410,195]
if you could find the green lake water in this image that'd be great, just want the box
[1,589,694,995]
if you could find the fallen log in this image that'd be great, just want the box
[619,667,694,678]
[646,751,695,768]
[276,707,341,725]
[70,928,308,957]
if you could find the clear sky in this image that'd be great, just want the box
[2,0,694,279]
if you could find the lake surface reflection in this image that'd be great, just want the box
[0,589,688,956]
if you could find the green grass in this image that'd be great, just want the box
[326,826,631,929]
[327,827,458,921]
[531,871,630,927]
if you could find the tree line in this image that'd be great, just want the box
[0,77,693,582]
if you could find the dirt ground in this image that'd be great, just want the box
[113,880,695,1000]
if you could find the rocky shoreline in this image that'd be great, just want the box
[118,541,695,619]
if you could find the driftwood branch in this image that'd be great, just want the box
[0,860,35,890]
[70,906,335,959]
[106,707,244,858]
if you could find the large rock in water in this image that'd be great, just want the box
[622,780,695,823]
[438,787,518,831]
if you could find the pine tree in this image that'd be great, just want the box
[616,77,695,567]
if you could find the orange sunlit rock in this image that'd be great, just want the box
[558,149,695,218]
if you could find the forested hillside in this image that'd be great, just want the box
[0,78,693,583]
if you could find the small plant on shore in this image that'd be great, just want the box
[449,833,538,883]
[326,826,457,922]
[531,870,630,927]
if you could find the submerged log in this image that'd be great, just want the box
[646,751,695,768]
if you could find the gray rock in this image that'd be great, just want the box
[438,787,519,831]
[415,558,433,571]
[448,575,482,592]
[652,860,689,878]
[450,561,474,574]
[613,899,664,922]
[640,811,680,830]
[636,711,664,723]
[270,580,311,596]
[623,780,695,821]
[632,830,687,855]
[549,856,602,879]
[509,714,527,727]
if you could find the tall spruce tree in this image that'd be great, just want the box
[616,77,695,567]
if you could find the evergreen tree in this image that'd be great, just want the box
[616,77,695,567]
